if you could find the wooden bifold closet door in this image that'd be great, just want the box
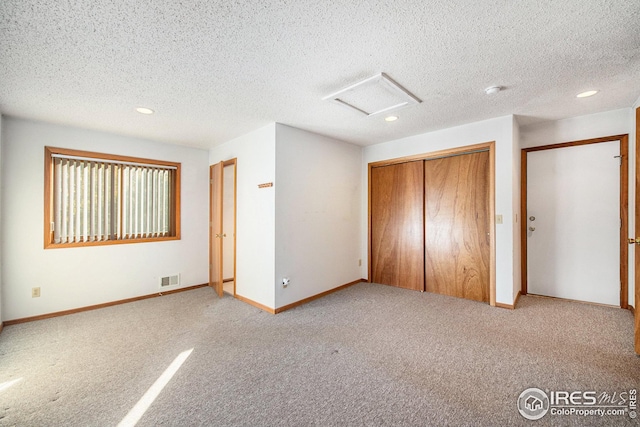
[370,150,490,303]
[424,151,490,302]
[370,161,425,291]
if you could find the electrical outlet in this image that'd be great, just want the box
[32,287,41,298]
[358,259,362,266]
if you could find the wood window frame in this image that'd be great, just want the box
[44,146,181,249]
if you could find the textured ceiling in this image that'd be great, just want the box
[1,1,639,149]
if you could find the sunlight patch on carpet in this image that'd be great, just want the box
[118,349,193,427]
[0,378,23,393]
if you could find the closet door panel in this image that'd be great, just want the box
[424,151,490,302]
[371,161,425,291]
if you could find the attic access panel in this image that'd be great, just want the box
[323,73,421,117]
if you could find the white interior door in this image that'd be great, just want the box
[527,141,620,305]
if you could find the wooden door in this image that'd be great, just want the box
[221,161,237,296]
[635,107,640,354]
[370,161,424,291]
[424,151,490,302]
[209,162,223,297]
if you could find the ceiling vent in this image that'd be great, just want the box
[323,73,421,117]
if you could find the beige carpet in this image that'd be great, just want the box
[0,283,638,426]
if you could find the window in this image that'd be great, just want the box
[44,147,180,248]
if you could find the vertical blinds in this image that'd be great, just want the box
[52,156,174,244]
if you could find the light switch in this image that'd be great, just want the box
[496,214,503,224]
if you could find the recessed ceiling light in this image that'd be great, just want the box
[385,115,398,122]
[576,90,598,98]
[484,86,502,95]
[136,107,154,115]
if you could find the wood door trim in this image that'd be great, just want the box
[520,135,629,310]
[635,106,640,353]
[209,164,214,289]
[369,142,492,169]
[209,162,224,297]
[367,163,372,282]
[367,141,496,306]
[224,158,238,297]
[523,135,628,153]
[211,159,238,297]
[489,142,496,306]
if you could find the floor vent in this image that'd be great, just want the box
[160,274,180,287]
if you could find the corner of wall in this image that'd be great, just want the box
[363,115,517,306]
[209,124,277,310]
[2,117,210,321]
[273,125,362,309]
[512,115,522,304]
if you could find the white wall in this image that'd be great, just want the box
[274,124,361,308]
[520,108,633,306]
[209,124,277,309]
[1,117,210,321]
[512,116,522,300]
[362,115,518,305]
[520,108,631,148]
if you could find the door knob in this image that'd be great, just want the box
[628,238,640,245]
[529,226,536,232]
